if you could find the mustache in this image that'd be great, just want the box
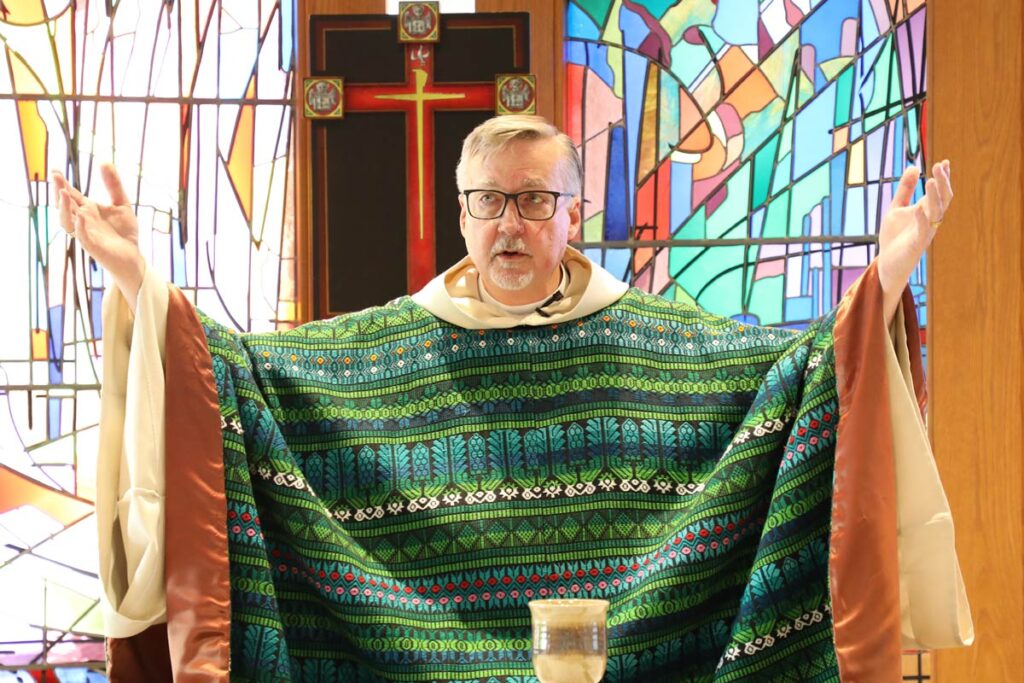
[490,238,530,258]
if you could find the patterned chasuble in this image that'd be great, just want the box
[199,288,843,682]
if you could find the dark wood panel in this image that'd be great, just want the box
[930,0,1023,680]
[315,113,409,315]
[435,110,496,270]
[298,2,407,321]
[313,17,406,82]
[434,17,527,82]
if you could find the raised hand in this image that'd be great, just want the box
[52,164,147,310]
[877,160,952,324]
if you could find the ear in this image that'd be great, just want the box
[566,196,582,241]
[458,193,468,236]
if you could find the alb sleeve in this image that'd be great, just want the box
[95,266,170,638]
[887,302,974,649]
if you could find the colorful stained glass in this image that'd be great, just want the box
[565,0,931,677]
[0,0,297,674]
[566,0,929,335]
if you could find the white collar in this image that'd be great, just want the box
[410,246,629,329]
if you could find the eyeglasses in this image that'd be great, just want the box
[462,189,574,221]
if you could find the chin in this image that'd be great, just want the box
[487,266,536,290]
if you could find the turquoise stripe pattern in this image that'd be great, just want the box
[198,288,842,682]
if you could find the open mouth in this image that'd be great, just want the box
[491,239,530,261]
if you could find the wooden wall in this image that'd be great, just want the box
[930,0,1023,680]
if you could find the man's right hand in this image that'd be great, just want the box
[52,164,147,311]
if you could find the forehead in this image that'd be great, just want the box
[466,138,564,189]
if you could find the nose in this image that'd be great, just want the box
[496,200,525,234]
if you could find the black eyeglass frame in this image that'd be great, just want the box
[461,189,576,221]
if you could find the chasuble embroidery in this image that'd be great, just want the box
[200,289,843,682]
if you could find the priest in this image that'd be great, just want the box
[54,115,972,682]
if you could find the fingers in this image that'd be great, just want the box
[898,160,952,227]
[59,190,76,234]
[52,172,76,236]
[78,201,100,222]
[892,166,920,207]
[923,176,945,223]
[51,171,85,203]
[73,202,102,247]
[932,159,953,211]
[912,202,933,237]
[51,172,93,236]
[59,181,87,207]
[73,206,88,244]
[100,163,131,206]
[58,183,86,234]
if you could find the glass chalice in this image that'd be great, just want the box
[529,599,609,683]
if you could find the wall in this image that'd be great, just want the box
[930,0,1023,679]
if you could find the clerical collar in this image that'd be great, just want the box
[477,263,569,317]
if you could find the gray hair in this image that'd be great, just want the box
[455,115,582,196]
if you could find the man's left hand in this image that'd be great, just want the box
[877,160,952,325]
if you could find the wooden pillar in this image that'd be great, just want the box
[929,0,1023,679]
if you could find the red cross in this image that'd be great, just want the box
[345,44,493,292]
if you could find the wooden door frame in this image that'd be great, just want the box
[293,0,564,322]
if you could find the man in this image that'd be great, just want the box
[54,116,971,682]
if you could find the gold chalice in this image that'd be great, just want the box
[529,599,609,683]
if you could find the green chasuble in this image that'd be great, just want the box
[196,287,850,682]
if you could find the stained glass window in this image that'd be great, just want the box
[565,0,928,334]
[564,0,930,678]
[0,0,296,675]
